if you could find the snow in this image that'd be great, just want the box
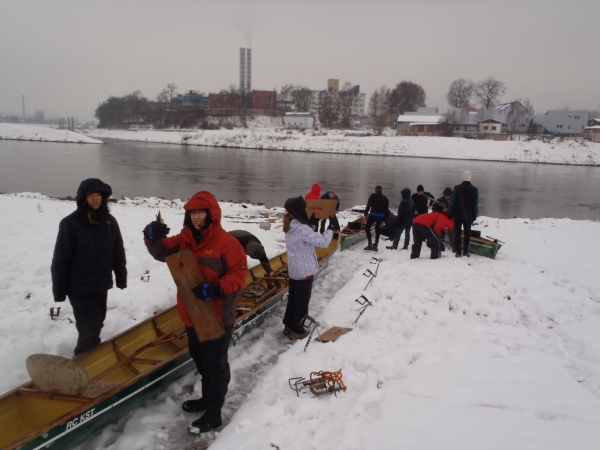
[85,128,600,166]
[2,193,600,449]
[0,123,103,144]
[396,115,446,123]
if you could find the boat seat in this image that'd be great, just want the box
[25,354,117,398]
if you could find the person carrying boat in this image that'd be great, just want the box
[410,211,454,259]
[283,196,337,340]
[448,171,479,258]
[51,178,127,356]
[143,191,247,433]
[387,187,415,250]
[319,189,341,234]
[363,185,389,251]
[411,185,433,217]
[229,229,275,276]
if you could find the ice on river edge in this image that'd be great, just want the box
[2,192,600,450]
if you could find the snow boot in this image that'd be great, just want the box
[386,245,397,250]
[464,252,471,258]
[182,398,208,413]
[283,326,291,336]
[401,245,408,250]
[364,244,373,251]
[455,252,462,258]
[189,410,222,434]
[289,329,310,340]
[371,245,378,252]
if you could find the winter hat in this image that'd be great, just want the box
[417,184,424,192]
[461,171,472,182]
[75,178,112,204]
[443,187,452,196]
[375,185,382,192]
[284,196,310,226]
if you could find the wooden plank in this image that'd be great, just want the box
[306,199,338,220]
[316,326,353,343]
[165,250,225,342]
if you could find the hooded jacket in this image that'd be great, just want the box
[320,191,340,211]
[448,181,479,222]
[52,179,126,300]
[305,183,321,200]
[413,212,455,237]
[396,188,416,226]
[145,191,248,328]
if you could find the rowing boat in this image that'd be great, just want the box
[0,234,340,450]
[443,233,502,259]
[340,217,367,251]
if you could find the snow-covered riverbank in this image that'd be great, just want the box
[2,192,600,449]
[0,123,103,144]
[86,127,600,166]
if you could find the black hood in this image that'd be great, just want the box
[284,196,310,226]
[401,188,411,200]
[76,178,112,204]
[443,187,452,196]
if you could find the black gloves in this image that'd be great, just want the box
[192,282,223,301]
[143,221,170,241]
[54,296,66,302]
[327,215,341,231]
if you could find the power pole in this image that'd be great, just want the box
[22,95,25,119]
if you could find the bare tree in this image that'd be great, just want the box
[506,102,532,137]
[447,79,475,108]
[368,85,390,117]
[338,82,358,128]
[317,90,338,128]
[388,81,426,122]
[166,83,178,102]
[475,77,506,109]
[156,89,170,103]
[291,86,313,112]
[279,84,295,101]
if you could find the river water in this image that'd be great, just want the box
[1,139,599,220]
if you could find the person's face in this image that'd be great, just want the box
[86,193,102,210]
[417,190,424,195]
[444,195,450,201]
[329,191,335,199]
[190,210,208,230]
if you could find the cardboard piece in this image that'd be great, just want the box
[165,250,225,342]
[316,326,353,343]
[306,199,338,220]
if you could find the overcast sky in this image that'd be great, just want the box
[1,0,598,120]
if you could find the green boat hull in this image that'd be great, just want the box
[444,235,502,259]
[340,232,367,251]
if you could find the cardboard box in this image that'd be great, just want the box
[306,199,338,220]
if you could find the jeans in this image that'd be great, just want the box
[392,223,411,248]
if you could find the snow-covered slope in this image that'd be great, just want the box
[86,128,600,166]
[0,123,103,143]
[1,193,599,449]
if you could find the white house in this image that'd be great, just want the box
[284,112,314,129]
[396,114,446,133]
[583,125,600,143]
[533,110,589,135]
[478,119,504,134]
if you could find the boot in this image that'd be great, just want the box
[464,252,471,258]
[364,244,373,251]
[371,245,378,251]
[289,329,310,340]
[189,410,222,434]
[386,245,397,250]
[283,325,291,336]
[182,398,208,413]
[401,245,408,250]
[455,251,462,258]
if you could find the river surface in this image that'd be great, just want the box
[1,139,599,220]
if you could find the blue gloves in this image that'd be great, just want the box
[192,283,223,301]
[143,221,170,240]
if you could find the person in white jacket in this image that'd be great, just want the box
[282,196,337,340]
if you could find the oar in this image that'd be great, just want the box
[424,195,447,209]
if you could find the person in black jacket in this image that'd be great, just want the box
[387,188,415,250]
[431,187,452,213]
[363,185,389,251]
[229,230,275,276]
[448,171,479,258]
[51,178,127,355]
[411,185,433,216]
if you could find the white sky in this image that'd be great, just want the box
[1,0,599,120]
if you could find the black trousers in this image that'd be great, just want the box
[365,215,383,246]
[319,215,339,233]
[69,292,108,356]
[410,224,441,259]
[186,325,233,414]
[454,219,472,254]
[283,277,314,334]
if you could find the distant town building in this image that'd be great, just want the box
[251,90,277,110]
[327,79,339,91]
[396,114,446,133]
[208,93,241,110]
[284,112,314,129]
[277,99,295,111]
[181,91,208,110]
[583,125,600,143]
[478,119,504,134]
[533,110,589,135]
[308,81,366,118]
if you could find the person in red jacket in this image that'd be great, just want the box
[305,183,321,200]
[143,191,248,434]
[410,212,454,259]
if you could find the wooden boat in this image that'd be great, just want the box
[340,217,367,251]
[444,233,502,259]
[0,234,340,450]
